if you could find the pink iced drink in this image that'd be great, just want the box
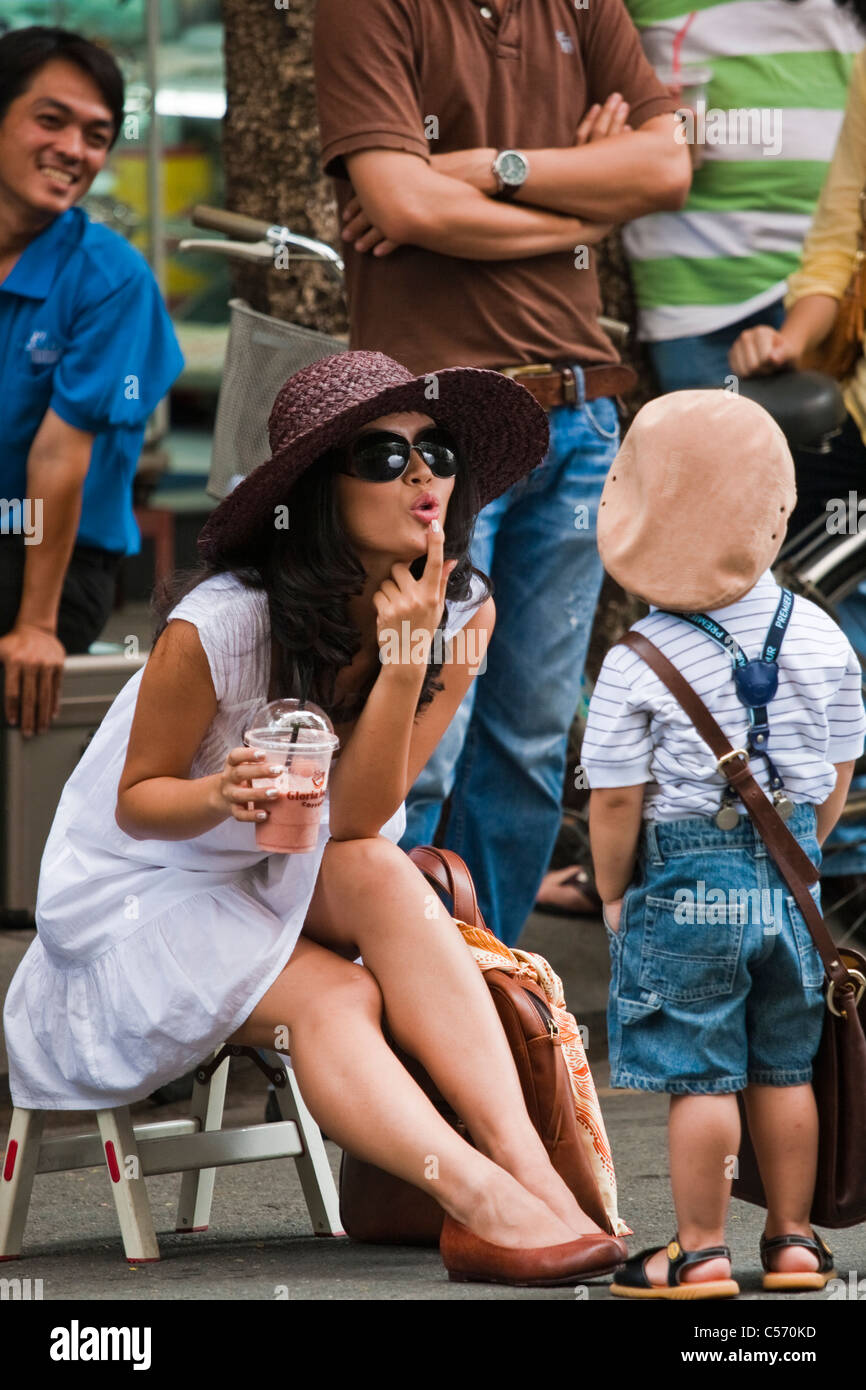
[252,756,332,853]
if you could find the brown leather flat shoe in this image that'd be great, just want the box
[440,1216,628,1287]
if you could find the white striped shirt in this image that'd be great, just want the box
[621,0,864,342]
[581,571,866,821]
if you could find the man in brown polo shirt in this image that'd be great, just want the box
[314,0,689,945]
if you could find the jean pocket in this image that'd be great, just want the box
[581,396,620,444]
[784,893,826,991]
[638,893,745,1003]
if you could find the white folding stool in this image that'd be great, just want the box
[0,1045,343,1263]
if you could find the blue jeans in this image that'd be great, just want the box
[606,805,825,1094]
[399,374,620,945]
[647,299,786,393]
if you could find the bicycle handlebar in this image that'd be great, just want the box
[192,204,275,241]
[188,204,345,279]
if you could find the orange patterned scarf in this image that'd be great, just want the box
[456,920,630,1237]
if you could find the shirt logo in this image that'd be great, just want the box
[24,329,61,365]
[555,30,575,53]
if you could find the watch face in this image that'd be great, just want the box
[499,151,526,185]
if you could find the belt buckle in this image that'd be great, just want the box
[499,363,556,380]
[716,748,749,774]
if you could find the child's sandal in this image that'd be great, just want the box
[610,1237,740,1300]
[760,1232,836,1291]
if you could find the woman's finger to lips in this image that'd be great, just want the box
[423,518,446,594]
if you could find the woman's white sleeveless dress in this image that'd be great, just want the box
[3,571,487,1109]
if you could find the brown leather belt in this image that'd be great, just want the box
[497,362,637,411]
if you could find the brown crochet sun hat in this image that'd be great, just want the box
[198,350,550,562]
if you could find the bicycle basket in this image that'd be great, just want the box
[208,298,348,499]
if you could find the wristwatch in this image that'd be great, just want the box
[491,149,529,200]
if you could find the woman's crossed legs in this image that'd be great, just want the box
[230,835,603,1249]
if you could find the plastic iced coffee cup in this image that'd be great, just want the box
[654,63,712,110]
[243,700,339,854]
[655,63,713,167]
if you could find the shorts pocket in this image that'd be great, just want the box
[605,883,635,942]
[638,893,745,1004]
[785,893,826,991]
[602,905,618,942]
[617,993,663,1025]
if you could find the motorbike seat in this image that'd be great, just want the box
[693,370,846,450]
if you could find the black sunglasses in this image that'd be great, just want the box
[328,427,461,483]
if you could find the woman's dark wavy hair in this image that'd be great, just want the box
[151,444,491,725]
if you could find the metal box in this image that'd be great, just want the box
[0,652,146,926]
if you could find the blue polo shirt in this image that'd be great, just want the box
[0,206,184,556]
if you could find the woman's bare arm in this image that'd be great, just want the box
[328,596,495,840]
[404,597,494,793]
[728,294,840,377]
[116,620,238,840]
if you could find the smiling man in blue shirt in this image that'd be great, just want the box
[0,27,183,737]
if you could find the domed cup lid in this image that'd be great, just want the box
[244,699,339,753]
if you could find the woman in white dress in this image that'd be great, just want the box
[3,351,627,1286]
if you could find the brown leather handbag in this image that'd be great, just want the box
[800,187,866,381]
[338,845,616,1244]
[619,631,866,1228]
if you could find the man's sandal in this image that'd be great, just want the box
[760,1232,836,1291]
[610,1238,740,1300]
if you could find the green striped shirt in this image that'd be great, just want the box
[622,0,862,340]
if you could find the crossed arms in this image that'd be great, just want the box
[341,99,690,262]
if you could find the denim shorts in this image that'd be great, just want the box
[605,803,826,1095]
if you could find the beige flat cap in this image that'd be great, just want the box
[597,389,797,611]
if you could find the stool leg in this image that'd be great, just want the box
[175,1054,229,1234]
[96,1108,160,1263]
[0,1109,45,1260]
[265,1053,344,1236]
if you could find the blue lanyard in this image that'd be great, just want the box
[662,590,794,789]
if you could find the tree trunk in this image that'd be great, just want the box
[220,0,346,335]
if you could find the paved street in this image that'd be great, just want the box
[2,907,863,1304]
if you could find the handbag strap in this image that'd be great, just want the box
[618,631,855,995]
[407,845,485,930]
